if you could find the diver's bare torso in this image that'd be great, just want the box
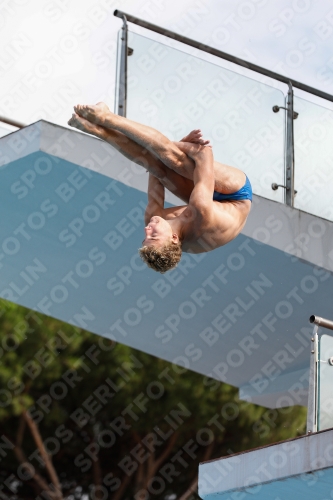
[162,198,251,253]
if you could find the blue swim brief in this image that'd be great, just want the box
[213,175,252,202]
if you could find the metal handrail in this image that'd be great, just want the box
[114,9,333,103]
[309,315,333,331]
[0,116,25,128]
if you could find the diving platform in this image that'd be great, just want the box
[1,120,333,410]
[199,427,333,499]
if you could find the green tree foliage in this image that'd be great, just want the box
[0,299,306,500]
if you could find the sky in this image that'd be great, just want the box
[0,0,333,136]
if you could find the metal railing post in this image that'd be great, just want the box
[307,323,318,433]
[285,82,295,207]
[307,315,333,433]
[117,15,128,117]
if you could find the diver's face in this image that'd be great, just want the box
[142,216,173,247]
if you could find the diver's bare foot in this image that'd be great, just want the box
[74,102,111,126]
[180,129,210,146]
[68,113,107,139]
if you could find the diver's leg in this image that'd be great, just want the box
[74,103,196,179]
[74,103,247,193]
[68,113,194,203]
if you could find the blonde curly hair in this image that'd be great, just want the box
[139,242,182,273]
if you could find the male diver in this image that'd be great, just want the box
[68,103,252,273]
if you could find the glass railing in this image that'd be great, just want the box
[294,98,333,220]
[318,333,333,431]
[126,31,285,203]
[116,25,333,220]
